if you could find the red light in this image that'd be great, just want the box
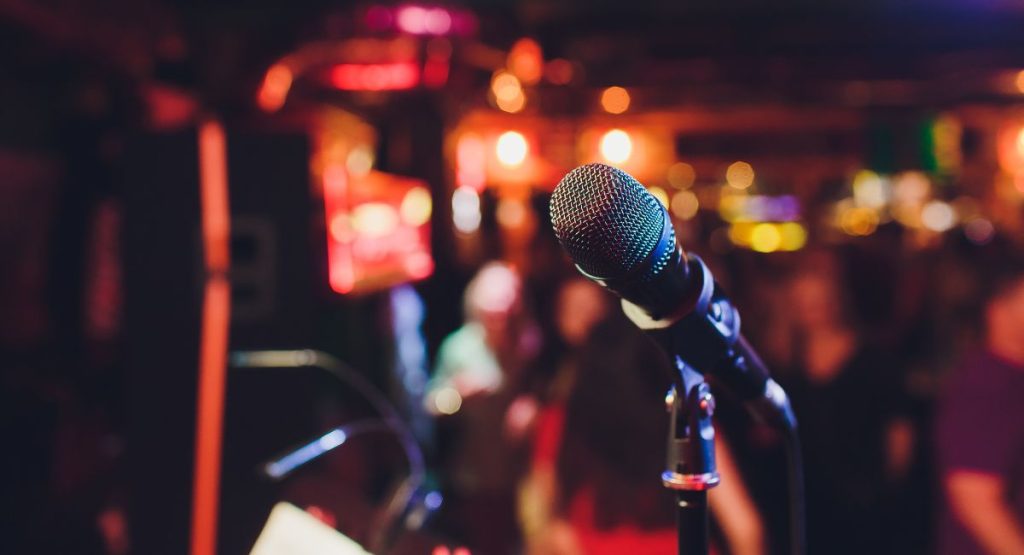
[330,63,420,91]
[423,59,449,88]
[323,170,433,295]
[256,64,293,112]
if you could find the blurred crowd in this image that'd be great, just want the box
[423,239,1024,555]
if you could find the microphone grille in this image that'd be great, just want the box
[549,163,666,279]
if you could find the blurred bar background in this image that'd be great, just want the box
[3,1,1024,554]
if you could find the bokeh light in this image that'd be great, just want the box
[964,218,995,245]
[670,190,699,220]
[492,72,521,101]
[396,6,452,35]
[921,200,956,232]
[599,129,632,164]
[508,38,543,85]
[452,186,481,233]
[778,222,808,251]
[352,203,400,238]
[852,170,888,209]
[600,86,631,114]
[491,71,526,113]
[750,223,782,253]
[726,161,755,190]
[346,146,374,176]
[667,162,696,189]
[433,386,462,415]
[495,131,528,167]
[840,205,880,236]
[400,187,433,226]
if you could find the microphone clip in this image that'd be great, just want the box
[661,362,720,492]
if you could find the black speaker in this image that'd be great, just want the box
[123,126,317,555]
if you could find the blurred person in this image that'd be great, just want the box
[524,304,765,555]
[781,256,916,554]
[426,262,540,554]
[935,261,1024,555]
[519,278,611,549]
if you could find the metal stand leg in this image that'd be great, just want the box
[662,362,720,555]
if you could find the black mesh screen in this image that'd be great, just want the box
[549,163,664,279]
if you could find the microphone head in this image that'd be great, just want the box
[550,163,669,279]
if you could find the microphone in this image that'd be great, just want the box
[549,163,794,428]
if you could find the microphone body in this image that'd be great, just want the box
[550,163,794,428]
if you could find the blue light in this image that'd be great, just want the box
[424,491,443,510]
[264,428,348,479]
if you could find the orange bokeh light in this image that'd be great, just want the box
[600,86,630,114]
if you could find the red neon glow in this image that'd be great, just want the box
[191,119,232,555]
[330,63,420,91]
[323,169,433,295]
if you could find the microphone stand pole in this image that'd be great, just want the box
[662,365,719,555]
[624,255,805,555]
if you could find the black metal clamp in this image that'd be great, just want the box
[662,361,720,555]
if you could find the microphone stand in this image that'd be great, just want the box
[662,366,719,555]
[623,255,806,555]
